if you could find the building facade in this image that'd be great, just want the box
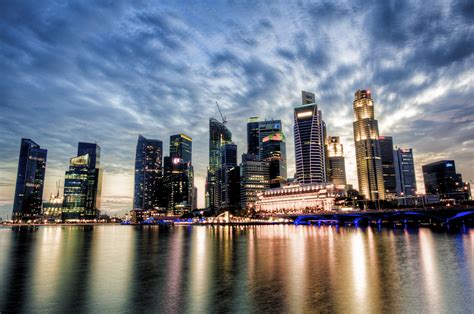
[262,131,287,187]
[133,135,163,211]
[240,154,270,209]
[62,143,102,220]
[217,143,239,208]
[352,90,385,201]
[422,160,468,201]
[12,139,47,221]
[206,118,232,208]
[294,91,327,184]
[379,136,397,199]
[393,148,417,204]
[326,136,347,186]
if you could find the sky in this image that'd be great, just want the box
[1,0,473,218]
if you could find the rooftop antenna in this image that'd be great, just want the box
[215,101,227,124]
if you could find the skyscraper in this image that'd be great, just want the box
[206,118,232,208]
[133,135,163,211]
[326,136,347,186]
[62,142,102,220]
[379,136,397,199]
[294,91,327,184]
[12,139,47,221]
[394,148,417,203]
[353,89,385,201]
[218,143,238,208]
[262,131,287,187]
[246,118,282,159]
[422,160,467,201]
[165,134,194,215]
[240,154,270,209]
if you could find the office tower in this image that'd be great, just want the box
[133,135,163,211]
[246,118,282,159]
[12,139,47,221]
[379,136,397,199]
[294,91,327,184]
[62,142,102,220]
[192,186,198,210]
[240,154,270,209]
[218,143,238,208]
[164,134,194,215]
[326,136,347,186]
[394,148,417,203]
[422,160,467,201]
[302,90,316,104]
[352,89,385,201]
[170,133,192,163]
[262,131,287,187]
[206,118,232,208]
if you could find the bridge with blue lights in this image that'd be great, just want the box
[286,208,474,227]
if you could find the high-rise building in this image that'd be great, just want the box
[62,143,102,220]
[165,134,194,215]
[206,118,232,208]
[352,90,385,201]
[262,131,287,187]
[240,154,270,209]
[379,136,397,199]
[133,135,163,211]
[218,143,239,208]
[246,118,282,159]
[294,91,327,184]
[394,148,417,203]
[326,136,347,186]
[12,139,47,221]
[422,160,467,201]
[192,186,198,210]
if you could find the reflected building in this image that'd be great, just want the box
[133,135,163,211]
[294,91,327,184]
[352,90,385,201]
[326,136,347,186]
[206,118,232,208]
[62,142,102,220]
[12,138,47,221]
[379,136,397,199]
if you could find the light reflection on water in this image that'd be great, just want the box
[0,225,473,313]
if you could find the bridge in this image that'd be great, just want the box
[279,208,474,227]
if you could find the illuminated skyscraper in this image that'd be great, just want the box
[63,142,102,220]
[262,131,287,187]
[422,160,468,201]
[240,154,269,209]
[206,118,232,208]
[12,139,47,221]
[394,148,417,203]
[294,91,327,184]
[246,118,282,159]
[352,90,385,201]
[133,135,163,211]
[326,136,347,186]
[165,134,194,215]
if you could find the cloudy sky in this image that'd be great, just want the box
[1,0,473,218]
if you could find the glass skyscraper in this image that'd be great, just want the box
[246,118,283,160]
[206,118,232,208]
[422,160,467,201]
[326,136,347,186]
[294,91,327,184]
[353,90,385,201]
[63,142,102,220]
[394,148,417,203]
[133,135,163,211]
[12,139,47,221]
[217,143,238,208]
[379,136,397,199]
[262,131,287,187]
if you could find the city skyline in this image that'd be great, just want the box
[1,1,473,217]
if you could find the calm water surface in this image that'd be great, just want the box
[0,225,473,313]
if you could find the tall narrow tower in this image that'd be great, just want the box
[294,91,327,184]
[352,90,385,201]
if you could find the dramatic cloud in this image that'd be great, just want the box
[0,0,473,217]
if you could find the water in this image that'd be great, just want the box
[0,225,473,313]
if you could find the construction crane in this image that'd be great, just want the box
[215,101,227,124]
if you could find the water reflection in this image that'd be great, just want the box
[0,225,473,313]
